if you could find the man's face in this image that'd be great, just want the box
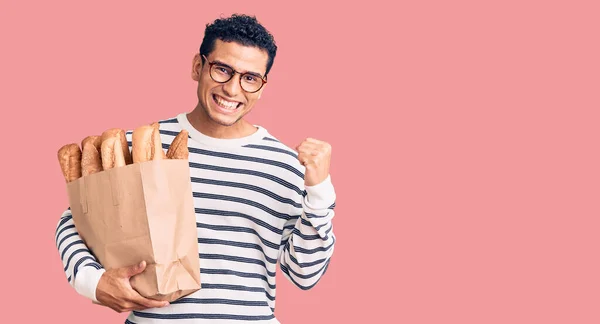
[192,39,269,127]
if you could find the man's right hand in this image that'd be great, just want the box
[96,260,169,313]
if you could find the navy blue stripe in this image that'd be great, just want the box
[158,129,185,137]
[189,162,303,195]
[191,177,302,208]
[283,246,328,268]
[196,208,282,235]
[293,239,335,254]
[73,256,96,279]
[243,144,298,159]
[194,192,295,221]
[58,215,72,228]
[61,240,84,259]
[281,258,330,280]
[262,137,279,142]
[160,118,178,124]
[300,217,329,231]
[201,283,267,295]
[201,268,276,290]
[292,227,330,241]
[63,248,88,271]
[198,238,277,264]
[55,224,75,245]
[200,254,276,277]
[305,211,331,219]
[188,148,304,179]
[171,298,269,307]
[284,222,297,231]
[84,262,103,270]
[57,232,78,251]
[201,284,276,302]
[133,311,274,321]
[125,320,136,324]
[279,222,299,246]
[281,259,331,290]
[196,223,279,250]
[67,275,71,283]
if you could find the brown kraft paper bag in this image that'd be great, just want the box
[65,158,201,302]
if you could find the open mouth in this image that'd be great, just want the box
[213,94,242,111]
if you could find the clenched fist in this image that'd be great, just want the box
[295,138,332,186]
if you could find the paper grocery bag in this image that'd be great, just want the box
[66,159,201,302]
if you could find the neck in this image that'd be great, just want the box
[187,103,256,139]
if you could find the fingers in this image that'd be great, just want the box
[296,139,331,155]
[296,143,320,156]
[118,260,146,278]
[305,137,323,145]
[130,293,170,309]
[297,152,321,167]
[112,293,169,313]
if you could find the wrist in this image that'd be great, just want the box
[74,266,106,303]
[304,174,336,210]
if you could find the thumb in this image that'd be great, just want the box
[120,260,146,278]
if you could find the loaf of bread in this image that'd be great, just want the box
[152,126,166,160]
[132,123,166,163]
[101,128,132,165]
[59,122,181,182]
[132,125,154,163]
[101,135,126,170]
[58,144,82,182]
[166,130,189,159]
[81,141,103,176]
[81,135,102,152]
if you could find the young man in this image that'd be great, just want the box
[55,14,337,323]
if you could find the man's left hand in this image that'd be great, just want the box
[295,138,332,186]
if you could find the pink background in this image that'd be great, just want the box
[1,0,599,323]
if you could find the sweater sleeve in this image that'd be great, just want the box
[279,175,337,290]
[55,208,105,303]
[55,131,134,303]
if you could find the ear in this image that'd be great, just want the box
[191,53,203,81]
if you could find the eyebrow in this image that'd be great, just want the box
[212,60,264,78]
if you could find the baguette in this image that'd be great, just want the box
[151,126,166,160]
[57,144,82,183]
[101,128,132,165]
[81,135,102,152]
[131,125,154,163]
[166,130,189,159]
[101,136,126,170]
[81,141,103,176]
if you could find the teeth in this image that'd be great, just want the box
[215,95,238,109]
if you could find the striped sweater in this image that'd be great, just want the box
[54,113,337,323]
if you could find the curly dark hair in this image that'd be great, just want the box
[199,14,277,77]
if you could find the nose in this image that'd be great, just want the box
[222,73,242,97]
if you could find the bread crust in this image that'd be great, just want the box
[81,135,102,152]
[101,128,132,165]
[81,141,103,176]
[58,144,82,182]
[101,135,126,170]
[166,130,189,159]
[151,127,166,160]
[132,125,154,163]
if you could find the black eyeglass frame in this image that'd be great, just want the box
[202,54,268,93]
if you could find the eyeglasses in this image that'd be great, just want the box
[202,55,267,93]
